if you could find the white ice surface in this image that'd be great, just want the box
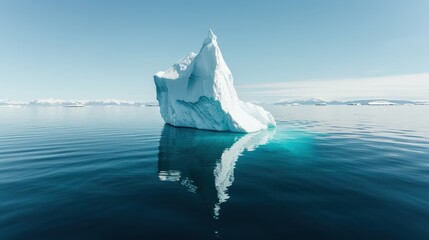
[154,30,276,132]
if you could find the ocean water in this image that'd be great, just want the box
[1,105,429,239]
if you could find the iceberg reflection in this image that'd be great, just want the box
[157,124,274,219]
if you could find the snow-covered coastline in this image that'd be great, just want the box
[0,99,155,107]
[1,98,427,108]
[273,98,428,106]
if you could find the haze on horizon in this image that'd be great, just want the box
[1,0,428,102]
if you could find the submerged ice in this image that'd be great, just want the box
[154,30,276,132]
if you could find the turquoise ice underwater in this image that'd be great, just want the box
[1,105,429,239]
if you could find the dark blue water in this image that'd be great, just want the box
[1,106,429,239]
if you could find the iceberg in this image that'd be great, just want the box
[154,30,276,132]
[368,101,397,106]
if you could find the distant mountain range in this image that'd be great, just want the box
[1,98,428,108]
[274,98,429,106]
[0,99,159,107]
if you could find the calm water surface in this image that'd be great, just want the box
[1,106,429,239]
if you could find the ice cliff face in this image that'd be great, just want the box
[154,30,276,132]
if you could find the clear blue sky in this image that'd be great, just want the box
[1,0,428,101]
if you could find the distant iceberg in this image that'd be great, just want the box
[64,103,85,107]
[368,101,397,106]
[154,30,276,133]
[0,100,27,108]
[29,99,69,106]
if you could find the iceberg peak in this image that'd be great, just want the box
[153,30,276,132]
[203,29,217,46]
